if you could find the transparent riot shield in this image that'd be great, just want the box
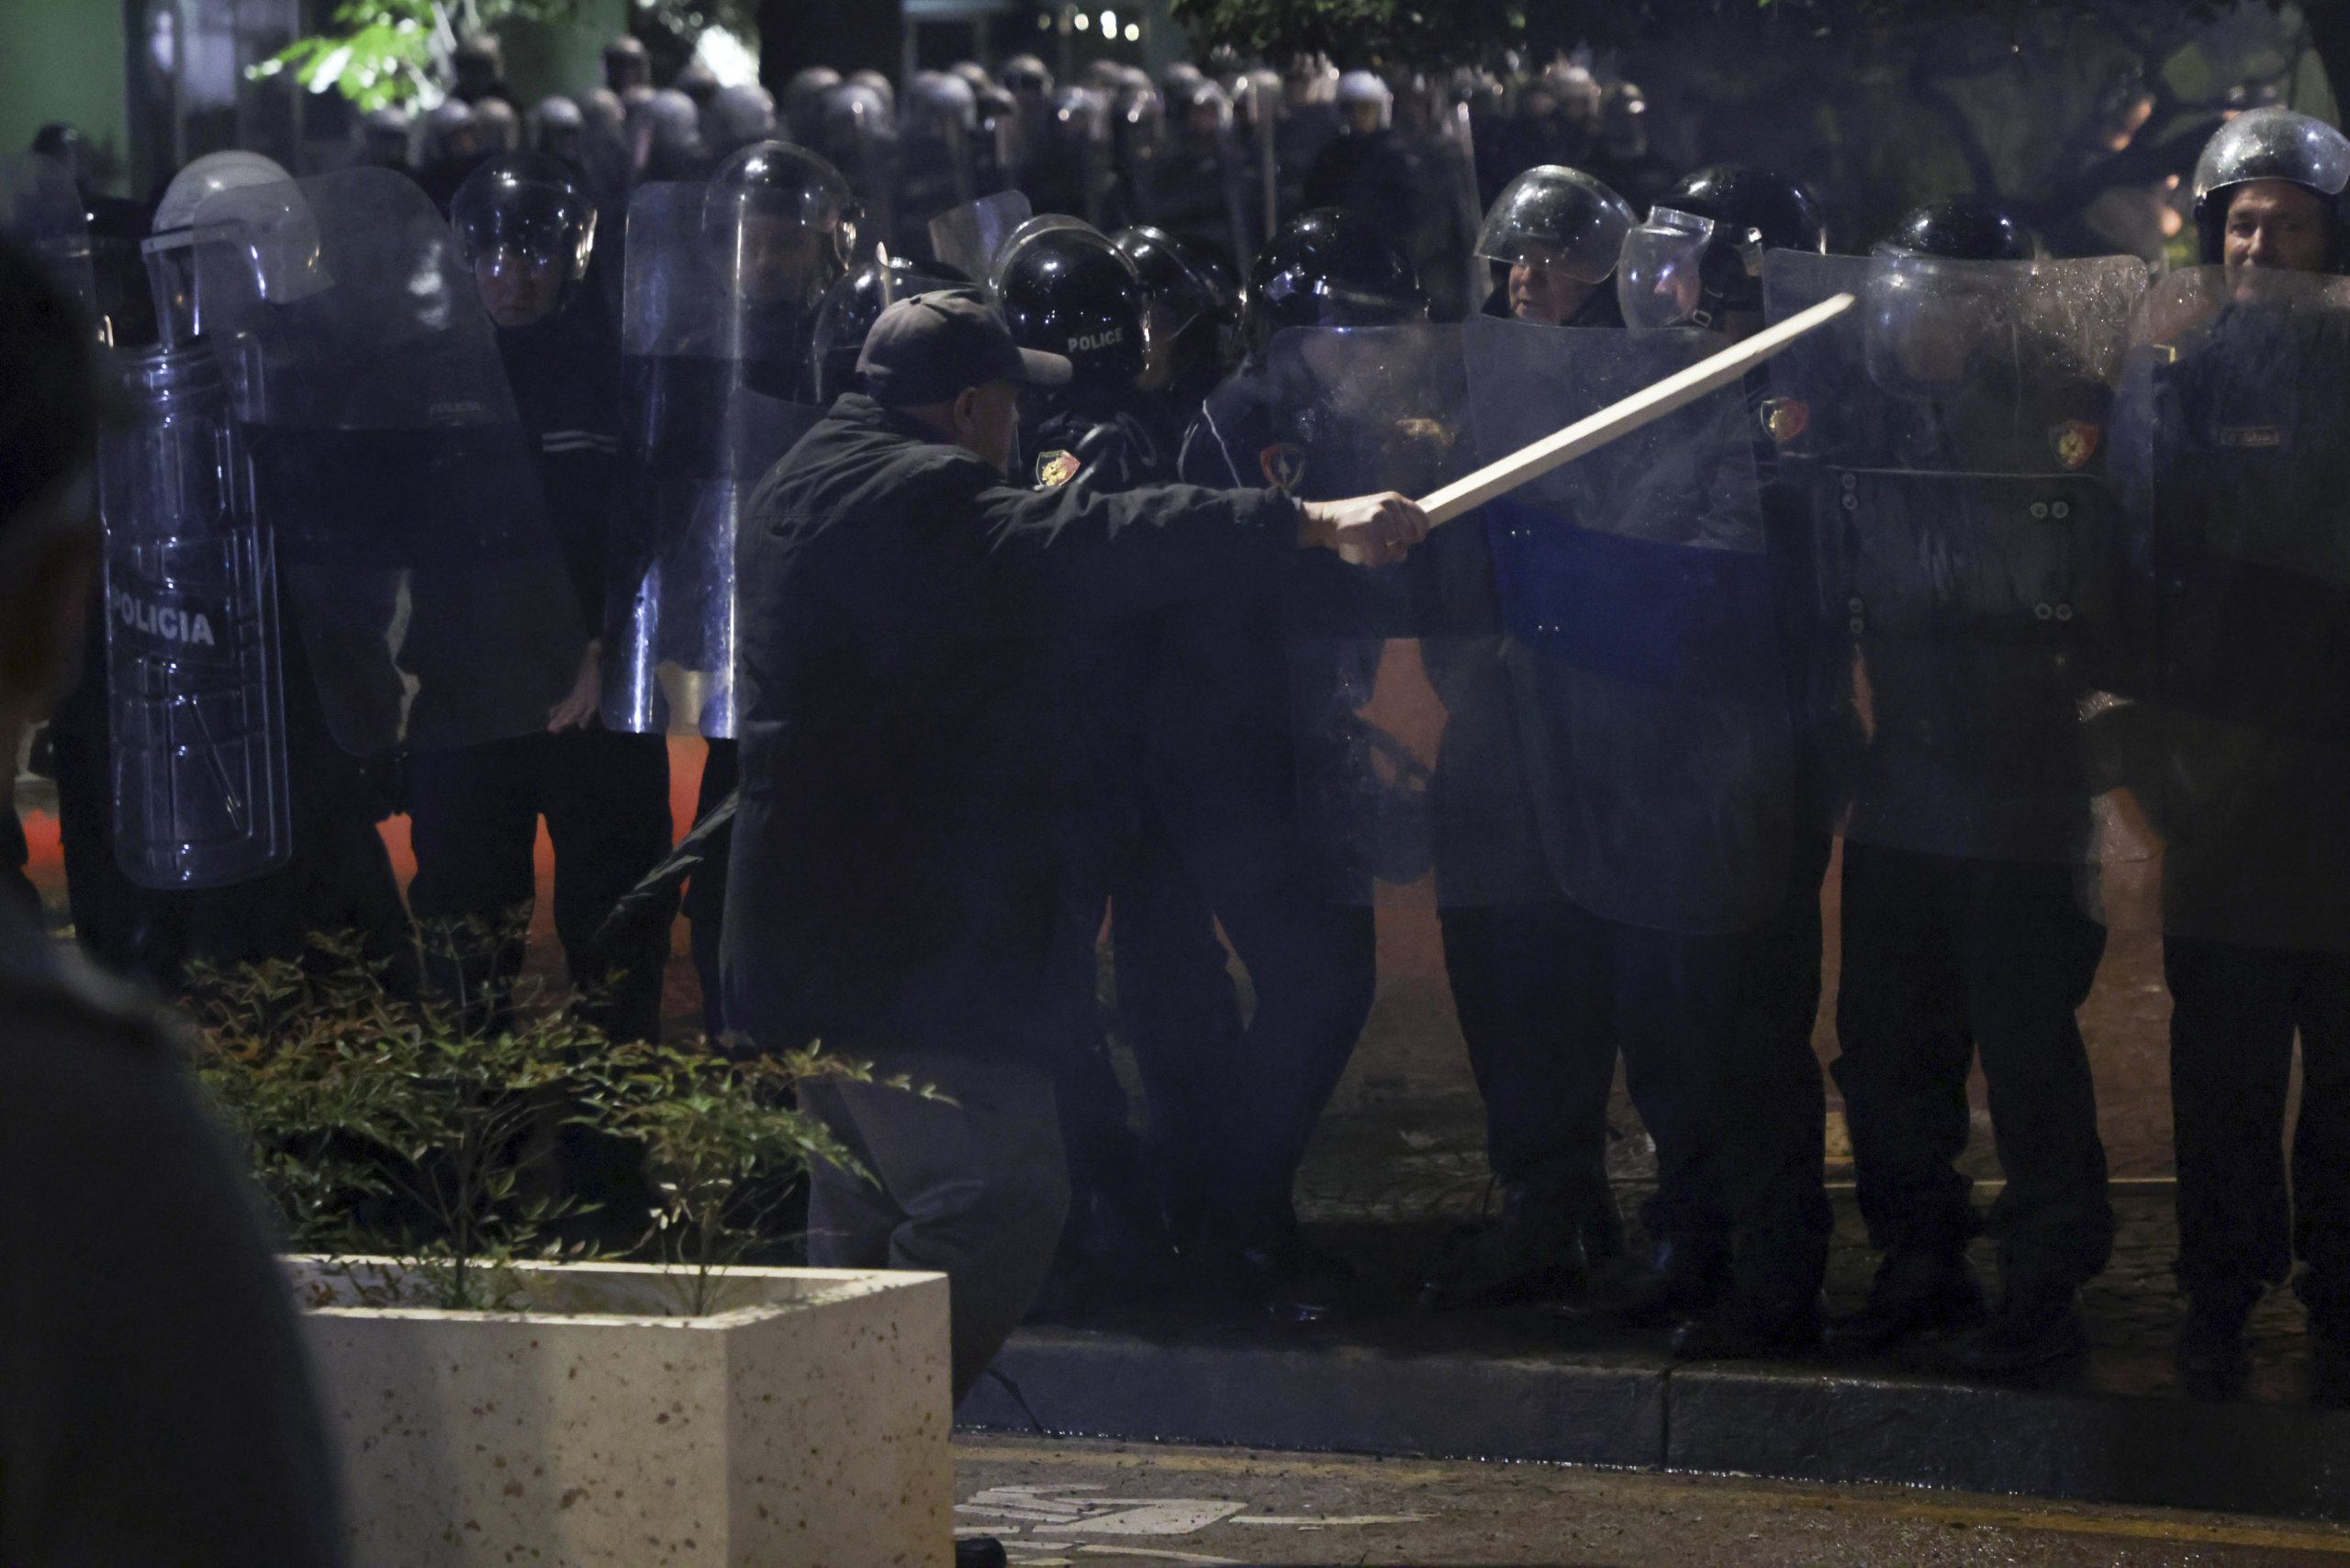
[2109,264,2350,951]
[928,189,1031,283]
[1265,323,1549,906]
[1,153,101,339]
[190,167,586,758]
[98,340,292,889]
[606,181,825,737]
[1465,315,1794,934]
[1763,249,2152,868]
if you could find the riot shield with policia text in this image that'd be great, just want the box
[2109,264,2350,951]
[191,166,585,758]
[1762,248,2150,868]
[1265,321,1556,906]
[1468,313,1794,935]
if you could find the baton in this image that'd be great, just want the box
[1418,292,1856,528]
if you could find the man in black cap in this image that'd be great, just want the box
[722,292,1424,1420]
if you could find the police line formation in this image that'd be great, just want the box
[10,49,2350,1417]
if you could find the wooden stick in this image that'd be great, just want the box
[1420,292,1855,527]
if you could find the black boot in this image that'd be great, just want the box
[1824,1250,1986,1354]
[1420,1179,1587,1311]
[1672,1293,1825,1361]
[2175,1292,2255,1399]
[956,1535,1010,1568]
[1556,1238,1725,1329]
[1943,1281,2088,1378]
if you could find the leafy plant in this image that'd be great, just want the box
[194,921,621,1310]
[255,0,760,113]
[189,923,914,1316]
[583,1045,937,1316]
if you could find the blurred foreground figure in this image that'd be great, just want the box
[0,234,345,1567]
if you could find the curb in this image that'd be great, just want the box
[956,1327,2350,1520]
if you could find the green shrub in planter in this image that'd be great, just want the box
[187,925,913,1315]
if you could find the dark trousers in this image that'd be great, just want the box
[1044,793,1256,1257]
[1832,843,2114,1293]
[1151,784,1376,1249]
[803,1045,1070,1404]
[407,725,674,1043]
[1438,899,1623,1253]
[686,738,735,1037]
[2166,935,2350,1330]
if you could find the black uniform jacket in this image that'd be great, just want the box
[719,393,1301,1063]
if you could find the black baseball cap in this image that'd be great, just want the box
[856,289,1072,407]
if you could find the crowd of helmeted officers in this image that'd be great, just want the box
[14,28,2350,1432]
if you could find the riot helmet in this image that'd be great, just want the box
[452,152,597,327]
[2190,106,2350,269]
[907,71,979,139]
[1336,70,1393,134]
[950,61,996,95]
[1476,165,1635,324]
[706,84,778,160]
[1178,79,1235,143]
[28,123,91,185]
[703,140,857,313]
[529,96,584,162]
[1877,195,2037,262]
[1247,207,1427,354]
[783,66,843,145]
[993,215,1148,386]
[846,70,897,120]
[674,62,721,112]
[1002,55,1052,101]
[1115,224,1237,402]
[603,35,651,95]
[1598,81,1648,158]
[453,31,505,104]
[357,106,413,168]
[142,150,301,347]
[1618,163,1825,331]
[473,97,520,156]
[634,88,708,178]
[810,255,966,403]
[422,97,484,166]
[1113,224,1223,338]
[1164,62,1207,99]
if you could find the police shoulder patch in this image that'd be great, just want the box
[1035,449,1082,488]
[2051,420,2100,470]
[1259,442,1306,493]
[1759,397,1809,444]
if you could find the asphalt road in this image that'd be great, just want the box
[956,1435,2350,1567]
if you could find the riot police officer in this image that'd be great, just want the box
[1472,163,1631,326]
[1416,165,1636,1315]
[66,152,411,987]
[1171,209,1429,1317]
[403,154,676,1044]
[1773,193,2126,1375]
[1113,224,1237,428]
[1554,166,1838,1358]
[2143,107,2350,1396]
[990,218,1218,1307]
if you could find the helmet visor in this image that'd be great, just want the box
[1617,208,1712,330]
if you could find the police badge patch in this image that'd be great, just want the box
[1035,449,1082,488]
[1259,442,1305,493]
[1759,397,1809,444]
[2051,420,2099,470]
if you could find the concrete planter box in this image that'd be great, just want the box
[289,1258,952,1568]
